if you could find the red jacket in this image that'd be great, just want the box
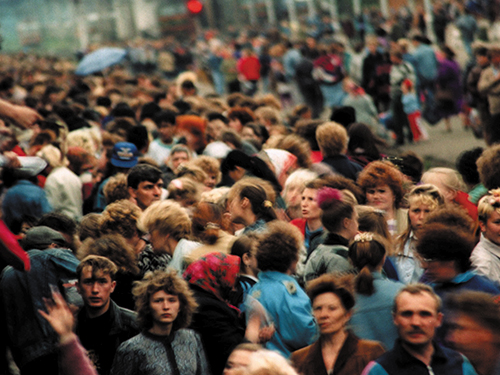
[237,56,261,81]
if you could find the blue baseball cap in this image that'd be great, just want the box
[111,142,139,168]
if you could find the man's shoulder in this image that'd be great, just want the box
[370,342,474,375]
[111,301,139,329]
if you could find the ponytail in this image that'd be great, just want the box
[355,266,375,295]
[240,185,277,223]
[349,232,386,296]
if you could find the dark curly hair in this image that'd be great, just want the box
[133,270,197,331]
[256,221,302,273]
[357,161,405,208]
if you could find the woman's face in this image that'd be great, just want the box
[229,196,246,225]
[312,292,351,336]
[345,210,359,241]
[365,184,396,212]
[301,188,321,221]
[149,290,180,327]
[241,126,259,143]
[285,184,303,208]
[408,202,433,230]
[228,166,246,183]
[480,210,500,246]
[223,349,252,375]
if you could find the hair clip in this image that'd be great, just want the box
[262,200,273,208]
[354,232,374,243]
[205,222,220,230]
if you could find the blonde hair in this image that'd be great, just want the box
[37,144,68,169]
[421,168,467,193]
[103,173,129,205]
[255,106,281,126]
[139,200,191,242]
[190,155,222,182]
[406,184,445,211]
[478,189,500,223]
[247,350,299,375]
[167,177,202,206]
[66,128,97,155]
[100,199,142,239]
[316,122,348,156]
[176,164,208,184]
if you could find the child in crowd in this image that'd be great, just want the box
[401,78,428,142]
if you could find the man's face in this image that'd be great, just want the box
[78,267,116,314]
[393,291,443,349]
[446,313,495,365]
[158,122,176,144]
[129,179,163,210]
[170,151,189,173]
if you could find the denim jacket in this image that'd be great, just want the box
[0,248,81,369]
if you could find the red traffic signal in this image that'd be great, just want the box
[187,0,203,14]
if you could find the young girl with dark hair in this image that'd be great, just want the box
[348,232,404,350]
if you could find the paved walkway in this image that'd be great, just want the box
[386,115,486,168]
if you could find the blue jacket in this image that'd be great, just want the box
[411,44,438,83]
[0,248,81,369]
[322,155,363,181]
[249,271,317,357]
[350,272,404,350]
[362,339,477,375]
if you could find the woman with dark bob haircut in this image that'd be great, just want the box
[357,160,407,237]
[416,223,500,343]
[110,270,210,375]
[291,274,385,375]
[249,221,317,357]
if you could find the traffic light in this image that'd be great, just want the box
[187,0,203,14]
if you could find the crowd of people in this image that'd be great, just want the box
[1,1,500,375]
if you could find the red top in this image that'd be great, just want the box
[290,218,306,237]
[310,150,323,164]
[237,56,261,81]
[454,190,478,222]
